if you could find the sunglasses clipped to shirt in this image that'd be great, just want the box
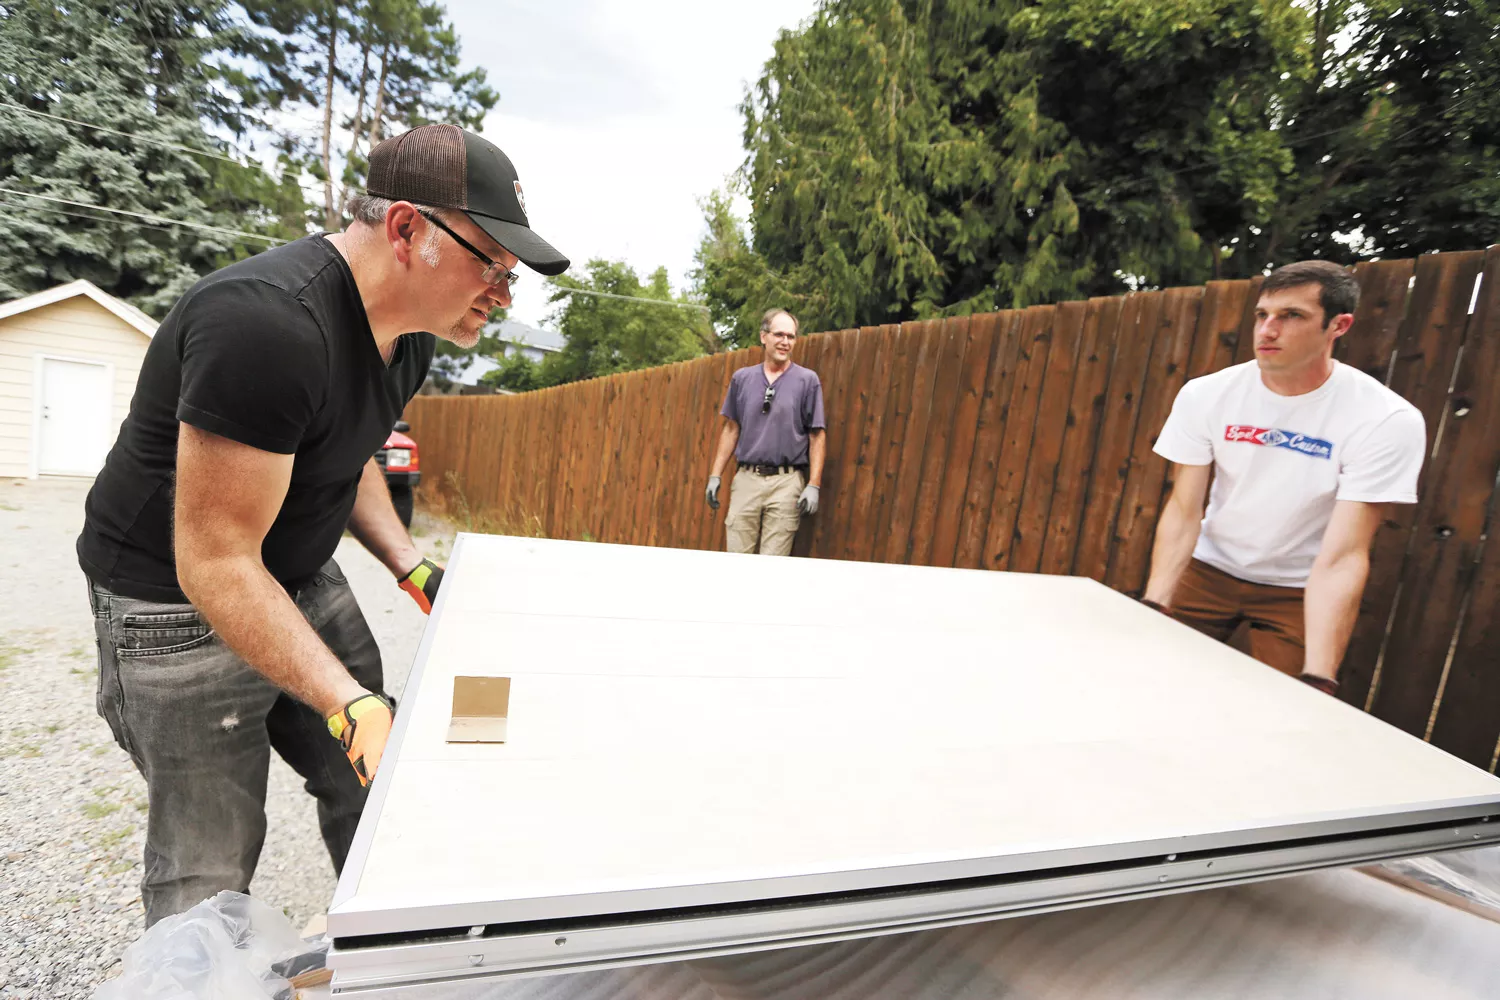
[418,210,520,288]
[762,384,777,414]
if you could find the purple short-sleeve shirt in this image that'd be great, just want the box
[720,362,826,466]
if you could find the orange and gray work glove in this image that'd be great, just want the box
[398,558,444,614]
[326,693,394,787]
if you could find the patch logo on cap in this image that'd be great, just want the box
[513,180,527,218]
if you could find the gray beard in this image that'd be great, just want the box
[437,320,482,350]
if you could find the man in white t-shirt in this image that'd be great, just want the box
[1142,260,1426,696]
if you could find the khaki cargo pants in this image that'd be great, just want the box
[725,467,804,556]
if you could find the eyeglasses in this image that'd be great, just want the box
[417,210,520,288]
[762,384,777,413]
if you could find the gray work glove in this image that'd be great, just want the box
[705,475,722,510]
[797,484,820,516]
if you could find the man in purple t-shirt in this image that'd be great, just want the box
[705,308,827,555]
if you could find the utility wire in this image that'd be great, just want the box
[0,196,190,237]
[0,196,270,246]
[0,101,248,166]
[550,286,710,314]
[0,187,285,245]
[0,194,289,246]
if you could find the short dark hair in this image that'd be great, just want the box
[1260,260,1359,324]
[760,308,800,336]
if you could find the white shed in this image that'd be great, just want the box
[0,279,156,479]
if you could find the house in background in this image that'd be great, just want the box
[491,318,565,363]
[0,279,156,479]
[460,318,565,386]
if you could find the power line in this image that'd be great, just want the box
[2,195,284,247]
[0,101,247,165]
[550,286,710,315]
[0,196,266,246]
[0,188,285,245]
[0,196,189,237]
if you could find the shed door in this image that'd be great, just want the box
[38,358,112,476]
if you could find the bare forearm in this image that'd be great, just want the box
[180,556,365,717]
[808,430,826,487]
[1303,553,1369,680]
[710,423,739,478]
[1143,501,1202,605]
[347,458,421,577]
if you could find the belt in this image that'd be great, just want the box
[741,463,806,476]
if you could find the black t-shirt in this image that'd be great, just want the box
[77,236,434,602]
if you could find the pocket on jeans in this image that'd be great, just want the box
[93,623,134,759]
[118,611,216,658]
[316,560,348,586]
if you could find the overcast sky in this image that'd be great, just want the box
[440,0,818,328]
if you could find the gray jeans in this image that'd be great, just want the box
[88,559,385,927]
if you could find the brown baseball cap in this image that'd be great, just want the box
[364,124,569,276]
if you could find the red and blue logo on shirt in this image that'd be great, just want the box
[1224,425,1333,459]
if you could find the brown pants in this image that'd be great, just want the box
[725,467,804,556]
[1167,559,1305,676]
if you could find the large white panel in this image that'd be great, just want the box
[330,535,1500,986]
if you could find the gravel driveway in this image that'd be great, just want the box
[0,476,453,999]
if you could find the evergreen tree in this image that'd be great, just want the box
[1248,0,1500,269]
[0,0,307,313]
[240,0,499,231]
[697,0,1500,340]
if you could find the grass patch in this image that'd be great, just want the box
[430,472,548,538]
[82,801,120,820]
[98,825,135,849]
[0,635,40,672]
[105,859,136,877]
[44,723,61,734]
[19,744,41,758]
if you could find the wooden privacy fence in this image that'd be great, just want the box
[407,247,1500,771]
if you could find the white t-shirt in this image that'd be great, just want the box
[1153,361,1425,588]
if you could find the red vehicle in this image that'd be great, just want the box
[377,420,420,527]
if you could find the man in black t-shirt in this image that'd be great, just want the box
[78,124,568,926]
